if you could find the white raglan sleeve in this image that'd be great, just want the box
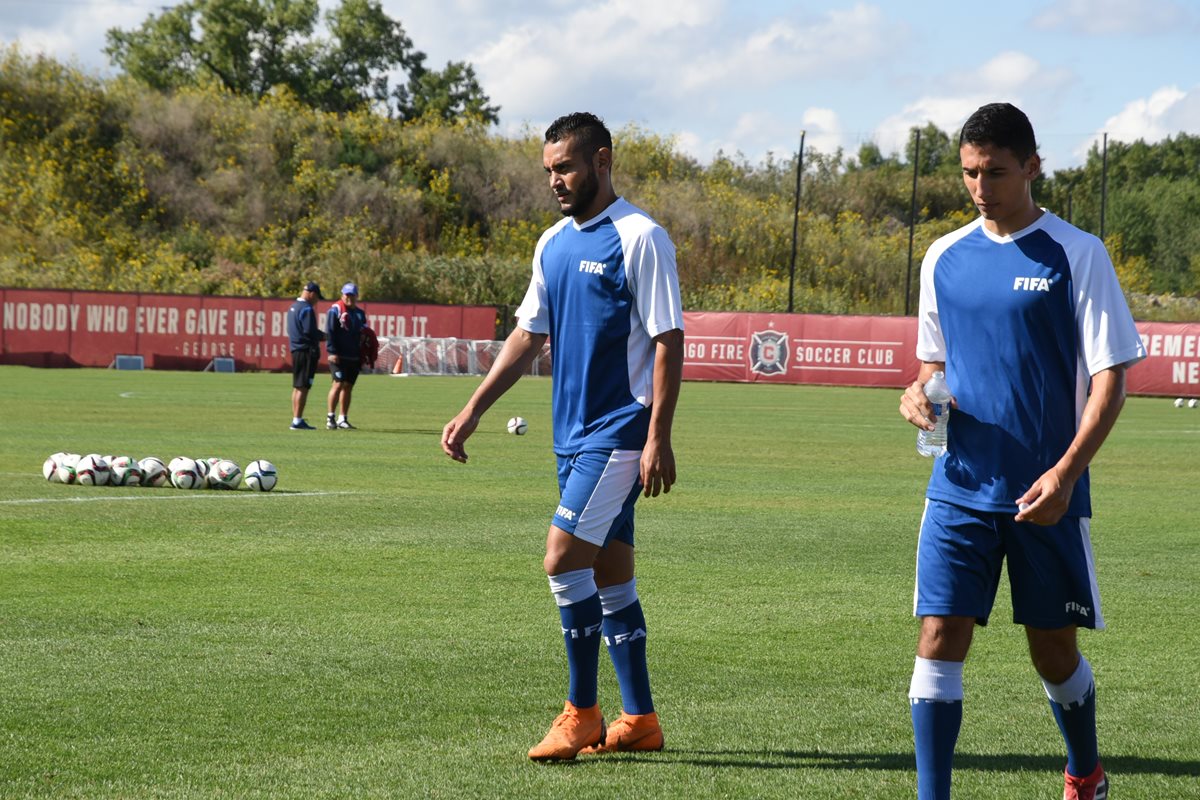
[515,233,552,335]
[626,224,684,337]
[1069,234,1147,374]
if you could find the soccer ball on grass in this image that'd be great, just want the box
[76,454,111,486]
[109,456,144,486]
[168,456,202,490]
[139,457,169,487]
[244,460,277,492]
[208,459,242,490]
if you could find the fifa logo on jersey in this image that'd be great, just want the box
[749,329,790,376]
[1013,276,1053,292]
[1065,601,1091,616]
[604,628,647,647]
[564,622,603,639]
[578,259,607,274]
[555,505,576,521]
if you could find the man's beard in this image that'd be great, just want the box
[560,166,599,217]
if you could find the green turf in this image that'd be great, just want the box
[0,366,1197,799]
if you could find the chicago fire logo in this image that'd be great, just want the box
[749,329,790,376]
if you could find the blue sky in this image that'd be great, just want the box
[3,0,1199,175]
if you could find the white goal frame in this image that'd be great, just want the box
[375,337,552,377]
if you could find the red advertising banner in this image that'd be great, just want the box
[1133,321,1200,397]
[2,290,1194,395]
[682,311,919,388]
[681,312,1200,397]
[0,288,498,371]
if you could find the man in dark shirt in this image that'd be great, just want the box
[325,282,368,430]
[286,281,325,430]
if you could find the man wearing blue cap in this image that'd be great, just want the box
[286,281,325,430]
[325,282,368,429]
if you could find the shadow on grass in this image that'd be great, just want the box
[590,750,1200,777]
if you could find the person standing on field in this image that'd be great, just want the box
[325,282,367,430]
[898,103,1146,800]
[286,280,325,430]
[442,112,684,762]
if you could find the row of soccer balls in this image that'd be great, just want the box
[1172,398,1199,408]
[44,453,278,491]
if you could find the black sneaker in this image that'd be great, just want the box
[326,416,337,430]
[290,420,316,430]
[337,419,356,430]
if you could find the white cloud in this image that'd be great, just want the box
[1031,0,1197,35]
[466,0,722,122]
[678,3,903,93]
[3,1,174,74]
[873,52,1073,156]
[1077,85,1200,157]
[799,108,843,157]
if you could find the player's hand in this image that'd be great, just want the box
[328,354,338,365]
[899,380,937,430]
[640,439,676,497]
[1015,467,1073,525]
[441,410,479,463]
[899,380,956,430]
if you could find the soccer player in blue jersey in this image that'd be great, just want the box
[442,112,684,761]
[898,103,1146,800]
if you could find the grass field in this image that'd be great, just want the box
[1,365,1197,799]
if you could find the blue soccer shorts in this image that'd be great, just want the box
[914,498,1104,629]
[552,449,643,548]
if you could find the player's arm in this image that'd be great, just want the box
[1016,365,1126,524]
[326,309,339,364]
[899,361,949,431]
[641,328,683,497]
[441,327,548,463]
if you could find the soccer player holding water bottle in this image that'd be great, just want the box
[898,103,1146,800]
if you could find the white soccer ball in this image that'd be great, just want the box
[55,453,81,484]
[244,460,278,492]
[109,456,144,487]
[203,457,226,488]
[1175,397,1186,408]
[506,416,528,435]
[209,459,242,490]
[44,452,67,482]
[76,454,111,486]
[1191,399,1199,409]
[192,457,210,486]
[168,456,202,490]
[139,457,169,487]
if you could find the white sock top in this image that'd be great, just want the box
[909,656,965,702]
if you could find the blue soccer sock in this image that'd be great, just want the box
[549,568,602,709]
[909,657,964,800]
[599,579,653,715]
[1043,655,1099,778]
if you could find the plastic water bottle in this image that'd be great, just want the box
[917,371,951,458]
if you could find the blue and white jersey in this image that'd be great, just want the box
[917,212,1145,516]
[516,197,684,456]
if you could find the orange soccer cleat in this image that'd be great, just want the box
[579,711,664,755]
[1063,762,1108,800]
[527,702,606,761]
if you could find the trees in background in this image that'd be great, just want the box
[1,46,1196,320]
[105,0,497,121]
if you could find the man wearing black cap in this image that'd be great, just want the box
[325,282,368,429]
[287,281,326,430]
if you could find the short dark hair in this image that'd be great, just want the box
[959,103,1039,164]
[545,112,612,156]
